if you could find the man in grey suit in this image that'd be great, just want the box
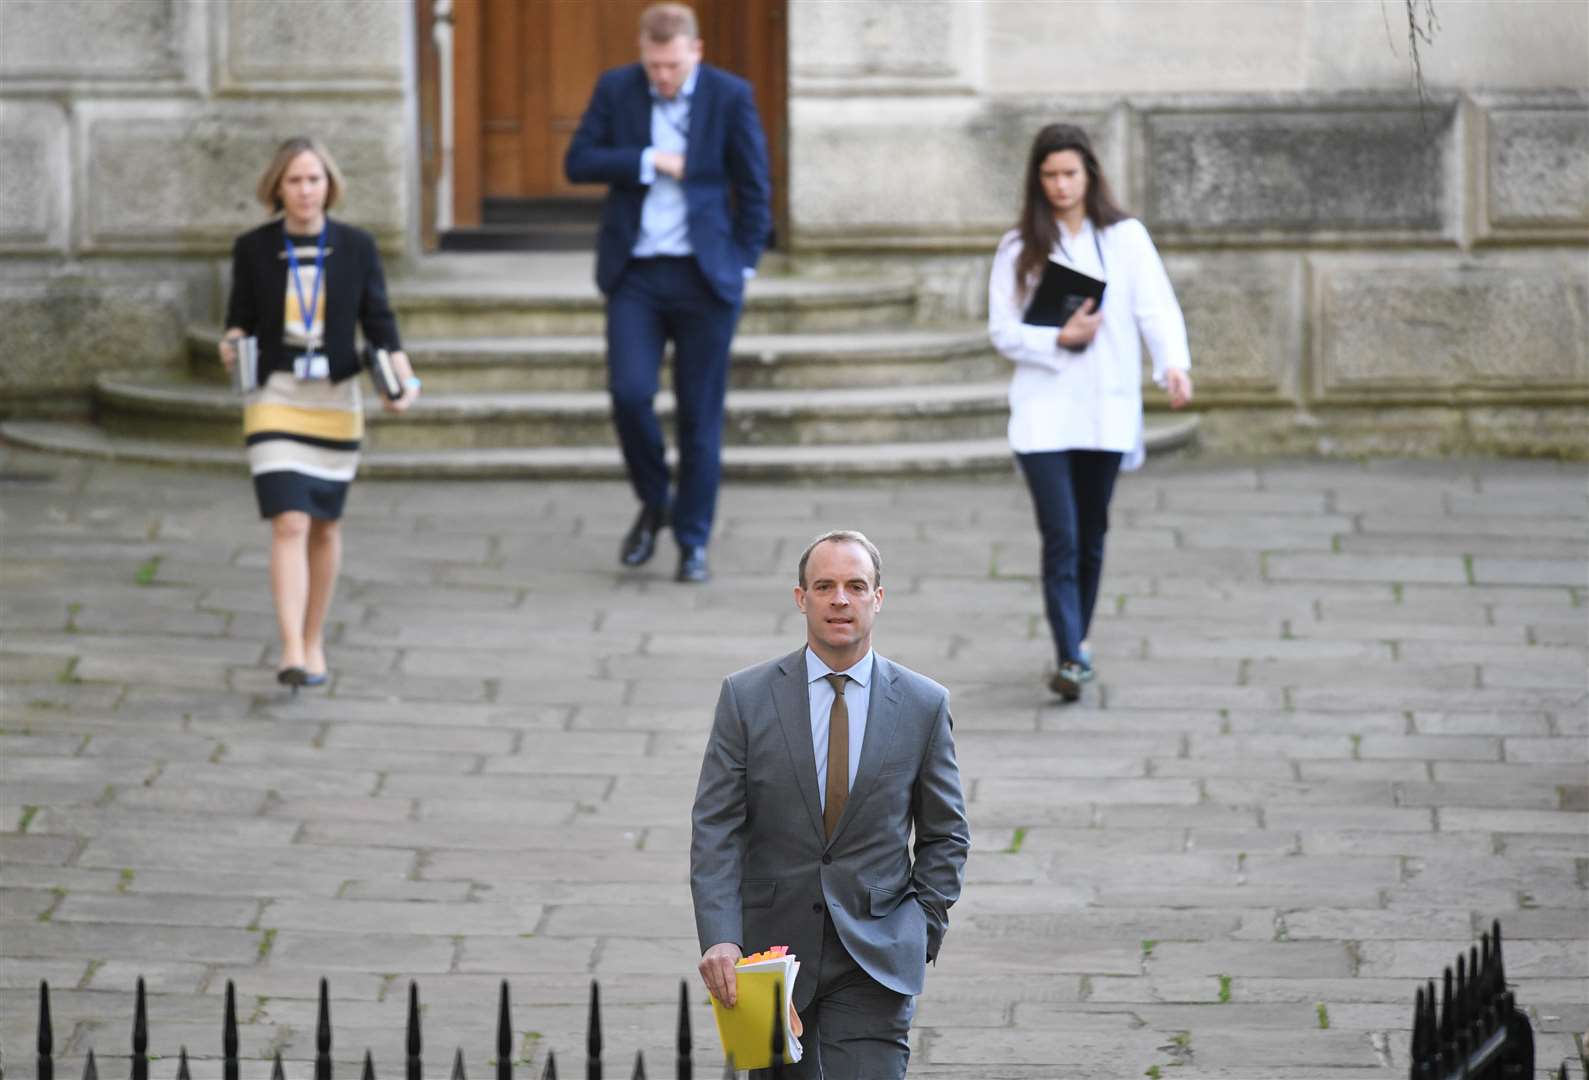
[691,530,971,1078]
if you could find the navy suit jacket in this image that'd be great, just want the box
[564,62,772,306]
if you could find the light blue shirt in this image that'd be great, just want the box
[634,65,698,259]
[805,646,873,812]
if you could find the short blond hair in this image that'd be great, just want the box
[639,2,697,43]
[255,136,345,214]
[798,530,883,590]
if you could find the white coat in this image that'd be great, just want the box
[988,217,1190,469]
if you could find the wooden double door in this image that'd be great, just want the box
[419,0,787,239]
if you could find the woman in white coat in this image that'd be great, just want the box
[988,123,1193,701]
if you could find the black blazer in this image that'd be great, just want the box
[225,217,402,383]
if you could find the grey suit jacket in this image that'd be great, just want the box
[690,647,970,1010]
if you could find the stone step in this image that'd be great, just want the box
[0,415,1200,479]
[383,253,916,335]
[185,325,1001,392]
[94,373,1015,449]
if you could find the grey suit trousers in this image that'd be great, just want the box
[750,913,914,1080]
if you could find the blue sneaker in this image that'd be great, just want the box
[1076,642,1095,683]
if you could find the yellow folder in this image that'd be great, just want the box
[710,955,804,1070]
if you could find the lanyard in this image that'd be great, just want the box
[1056,225,1106,278]
[284,224,327,350]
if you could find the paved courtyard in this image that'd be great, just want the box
[1,445,1585,1079]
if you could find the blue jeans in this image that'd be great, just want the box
[605,256,741,548]
[1016,450,1123,665]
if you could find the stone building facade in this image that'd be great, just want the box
[0,0,413,414]
[2,0,1585,455]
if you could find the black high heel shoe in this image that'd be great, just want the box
[302,670,329,688]
[277,667,309,696]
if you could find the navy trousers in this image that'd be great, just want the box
[1016,449,1123,665]
[605,256,740,549]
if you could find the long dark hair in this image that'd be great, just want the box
[1013,123,1128,297]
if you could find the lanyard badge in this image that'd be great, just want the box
[286,225,329,380]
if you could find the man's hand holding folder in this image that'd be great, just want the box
[707,947,805,1069]
[699,941,743,1006]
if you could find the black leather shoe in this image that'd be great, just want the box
[676,545,710,584]
[620,502,668,566]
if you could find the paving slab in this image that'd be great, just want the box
[2,450,1585,1076]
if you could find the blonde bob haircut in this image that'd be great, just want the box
[255,136,345,214]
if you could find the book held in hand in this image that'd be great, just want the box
[710,946,804,1069]
[1022,259,1106,328]
[363,344,404,401]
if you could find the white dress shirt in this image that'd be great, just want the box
[634,65,698,258]
[987,217,1190,469]
[805,646,873,812]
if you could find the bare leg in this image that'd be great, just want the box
[303,518,342,676]
[269,512,312,670]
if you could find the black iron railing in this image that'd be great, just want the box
[1405,919,1579,1080]
[26,975,795,1080]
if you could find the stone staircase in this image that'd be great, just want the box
[2,253,1197,478]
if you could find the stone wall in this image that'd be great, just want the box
[786,0,1589,457]
[0,0,412,415]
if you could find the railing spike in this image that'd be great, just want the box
[224,980,240,1080]
[1439,966,1454,1048]
[132,976,148,1080]
[407,982,423,1080]
[497,980,512,1080]
[768,980,784,1079]
[540,1050,558,1080]
[177,1047,191,1080]
[675,980,691,1080]
[38,981,54,1080]
[1411,984,1426,1061]
[271,1050,286,1080]
[362,1050,376,1080]
[1491,918,1506,990]
[82,1050,98,1080]
[451,1048,467,1080]
[316,977,333,1080]
[586,980,602,1080]
[1467,945,1480,1015]
[629,1051,645,1080]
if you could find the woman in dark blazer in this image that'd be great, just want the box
[218,136,419,691]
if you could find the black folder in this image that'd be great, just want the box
[1022,260,1106,327]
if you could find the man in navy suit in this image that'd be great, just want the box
[565,2,772,584]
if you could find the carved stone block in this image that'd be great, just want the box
[1315,258,1588,397]
[1487,107,1589,229]
[791,100,1116,246]
[790,1,968,91]
[83,106,406,252]
[0,0,190,83]
[0,101,69,252]
[1141,105,1456,241]
[1162,252,1301,400]
[218,0,405,91]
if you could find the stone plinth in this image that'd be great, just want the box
[1313,255,1588,400]
[0,277,187,407]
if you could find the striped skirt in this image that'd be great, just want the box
[243,372,363,520]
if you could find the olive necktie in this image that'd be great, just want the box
[823,673,851,839]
